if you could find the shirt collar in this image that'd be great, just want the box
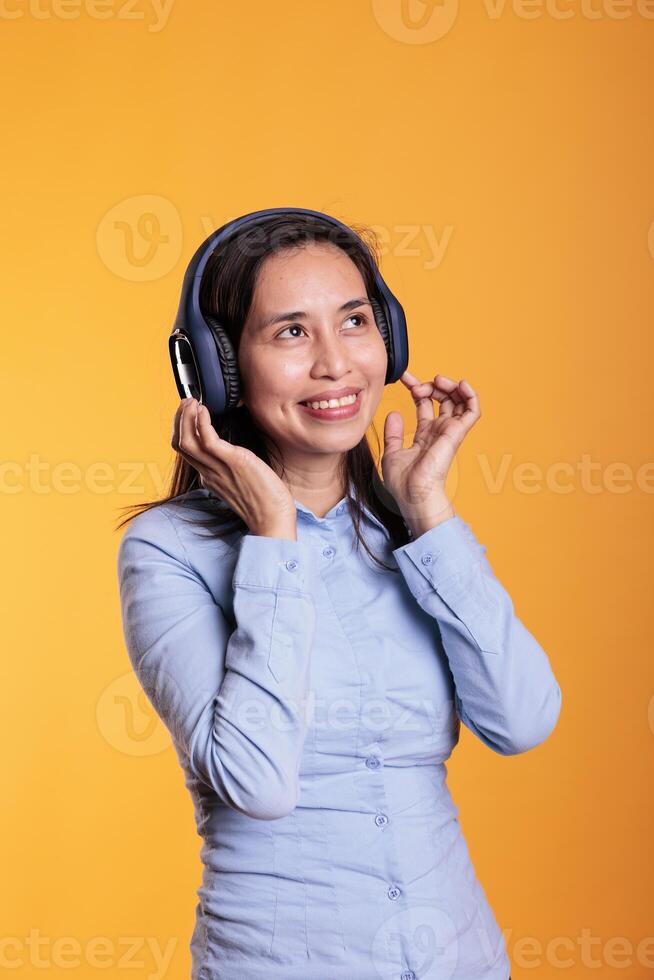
[293,478,388,535]
[195,481,389,535]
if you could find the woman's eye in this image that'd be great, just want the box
[276,324,306,339]
[276,314,367,340]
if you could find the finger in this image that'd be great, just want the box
[400,369,422,387]
[407,375,456,407]
[171,399,214,482]
[195,402,232,457]
[177,398,210,468]
[195,400,208,438]
[401,370,438,404]
[456,379,480,421]
[433,374,465,407]
[171,397,194,450]
[403,376,440,415]
[404,368,439,392]
[414,388,437,426]
[409,379,455,419]
[436,379,480,428]
[410,375,478,424]
[172,398,193,446]
[440,377,478,418]
[433,375,478,418]
[383,411,405,456]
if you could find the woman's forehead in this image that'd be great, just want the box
[255,245,364,299]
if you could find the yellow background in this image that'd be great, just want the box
[2,1,653,977]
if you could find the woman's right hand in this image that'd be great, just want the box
[171,397,297,537]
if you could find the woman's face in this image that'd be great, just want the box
[238,241,388,470]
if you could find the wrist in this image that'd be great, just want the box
[253,524,298,541]
[404,497,456,539]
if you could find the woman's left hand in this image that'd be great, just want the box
[381,370,481,536]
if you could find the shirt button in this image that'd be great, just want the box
[285,559,298,571]
[421,553,433,565]
[365,756,381,770]
[322,546,334,559]
[375,813,388,827]
[387,885,401,901]
[401,972,416,980]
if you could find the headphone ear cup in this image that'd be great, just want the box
[370,296,391,358]
[204,315,242,410]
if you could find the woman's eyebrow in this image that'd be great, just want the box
[258,297,372,332]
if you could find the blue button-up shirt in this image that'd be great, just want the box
[117,485,561,979]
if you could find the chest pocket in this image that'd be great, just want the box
[266,588,317,683]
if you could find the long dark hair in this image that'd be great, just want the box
[114,212,411,571]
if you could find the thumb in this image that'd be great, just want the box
[383,411,404,456]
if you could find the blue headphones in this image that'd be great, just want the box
[169,206,409,418]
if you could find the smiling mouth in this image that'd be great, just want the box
[298,389,363,407]
[298,390,364,418]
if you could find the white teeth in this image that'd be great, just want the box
[302,393,358,410]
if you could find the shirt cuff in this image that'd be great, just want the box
[392,515,486,593]
[233,533,318,593]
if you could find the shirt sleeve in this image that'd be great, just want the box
[392,514,562,756]
[116,505,319,820]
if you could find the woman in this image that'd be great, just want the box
[116,211,559,979]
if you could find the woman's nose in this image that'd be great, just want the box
[310,332,351,374]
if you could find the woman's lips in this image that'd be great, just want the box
[298,390,363,420]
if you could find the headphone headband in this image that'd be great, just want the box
[169,206,409,417]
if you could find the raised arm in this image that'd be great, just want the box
[117,506,318,819]
[392,514,562,756]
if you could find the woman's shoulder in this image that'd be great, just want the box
[118,490,241,569]
[117,493,243,613]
